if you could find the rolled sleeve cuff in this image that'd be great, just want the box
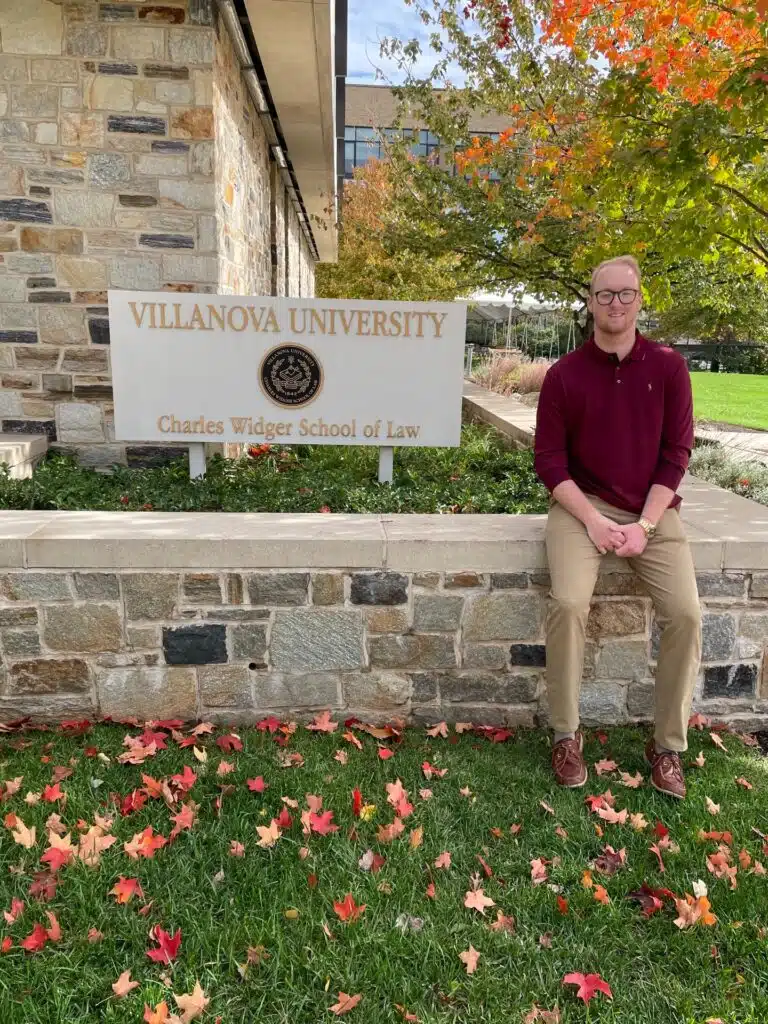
[538,467,572,493]
[652,459,685,492]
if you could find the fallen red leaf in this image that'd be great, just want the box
[309,810,339,835]
[377,747,395,760]
[333,892,366,922]
[352,788,363,818]
[110,876,144,904]
[42,783,64,803]
[562,972,613,1004]
[246,776,268,793]
[216,733,243,753]
[329,992,362,1016]
[146,925,182,964]
[306,710,338,734]
[20,923,49,953]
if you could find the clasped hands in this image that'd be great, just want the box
[586,513,648,558]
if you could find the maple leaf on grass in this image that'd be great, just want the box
[110,876,144,904]
[434,851,451,869]
[20,923,49,953]
[330,992,362,1016]
[489,910,515,933]
[41,830,75,871]
[594,759,618,776]
[706,797,721,815]
[464,887,495,915]
[125,825,167,860]
[425,721,448,739]
[169,801,198,840]
[619,771,643,789]
[334,892,366,922]
[377,746,395,760]
[674,894,717,929]
[146,925,182,963]
[230,840,245,857]
[530,858,548,885]
[112,970,140,999]
[256,819,282,848]
[11,818,36,849]
[524,1006,561,1023]
[377,818,404,843]
[3,897,24,925]
[306,709,338,733]
[627,883,666,918]
[735,777,753,790]
[310,810,339,835]
[459,944,480,974]
[173,980,210,1022]
[709,731,727,752]
[216,732,243,752]
[562,972,613,1004]
[144,1001,169,1024]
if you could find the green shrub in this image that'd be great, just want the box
[689,442,768,507]
[0,424,548,515]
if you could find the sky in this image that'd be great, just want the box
[347,0,457,85]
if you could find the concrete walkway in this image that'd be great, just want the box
[695,426,768,468]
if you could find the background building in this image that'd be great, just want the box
[344,83,509,179]
[0,0,346,466]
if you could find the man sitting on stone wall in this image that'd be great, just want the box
[534,255,701,799]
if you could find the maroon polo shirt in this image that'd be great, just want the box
[534,332,694,514]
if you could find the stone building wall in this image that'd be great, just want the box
[0,0,217,464]
[213,12,270,296]
[1,565,766,730]
[0,0,320,464]
[287,200,302,296]
[299,230,315,298]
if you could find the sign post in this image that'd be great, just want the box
[188,442,206,480]
[108,294,468,482]
[377,446,394,484]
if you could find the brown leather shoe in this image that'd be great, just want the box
[552,733,588,788]
[645,740,686,800]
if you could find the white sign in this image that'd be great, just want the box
[108,292,467,448]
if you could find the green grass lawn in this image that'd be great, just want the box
[0,718,766,1023]
[691,373,768,431]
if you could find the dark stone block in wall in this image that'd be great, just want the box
[163,624,227,665]
[29,186,51,197]
[107,115,166,135]
[0,199,52,224]
[99,4,137,20]
[98,62,139,75]
[350,572,408,605]
[27,277,56,290]
[42,374,72,393]
[3,419,56,441]
[139,233,194,249]
[152,140,189,153]
[695,572,747,598]
[0,332,37,345]
[701,613,736,661]
[491,573,528,589]
[119,194,158,208]
[73,382,113,400]
[88,319,111,345]
[28,292,71,304]
[144,63,190,80]
[126,445,186,468]
[703,663,757,699]
[509,643,546,667]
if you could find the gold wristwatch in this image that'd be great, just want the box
[637,516,657,539]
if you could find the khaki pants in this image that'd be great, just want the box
[545,496,701,752]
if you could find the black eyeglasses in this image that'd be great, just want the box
[593,288,639,306]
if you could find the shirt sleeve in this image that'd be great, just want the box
[534,364,572,492]
[652,353,694,491]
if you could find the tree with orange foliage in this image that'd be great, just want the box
[379,0,767,314]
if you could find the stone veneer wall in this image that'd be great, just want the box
[213,13,270,296]
[0,0,318,465]
[1,566,766,729]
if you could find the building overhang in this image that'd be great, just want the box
[244,0,341,263]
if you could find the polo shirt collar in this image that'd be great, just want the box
[585,330,648,364]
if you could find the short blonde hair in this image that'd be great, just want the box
[591,255,641,293]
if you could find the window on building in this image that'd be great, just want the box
[344,126,442,178]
